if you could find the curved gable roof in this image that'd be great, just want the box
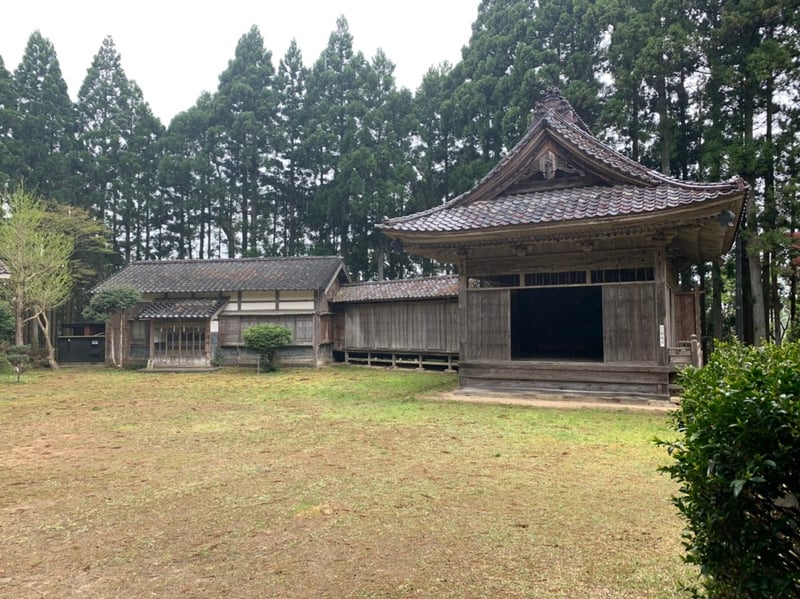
[378,91,748,262]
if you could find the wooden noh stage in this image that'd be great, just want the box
[378,91,748,400]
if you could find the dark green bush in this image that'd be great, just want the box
[659,340,800,598]
[0,352,11,375]
[242,324,292,371]
[0,302,14,345]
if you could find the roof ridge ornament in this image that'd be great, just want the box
[530,87,587,131]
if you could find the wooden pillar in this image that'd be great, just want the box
[458,258,468,386]
[654,247,669,366]
[147,321,156,369]
[312,291,319,366]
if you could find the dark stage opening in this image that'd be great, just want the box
[511,286,603,360]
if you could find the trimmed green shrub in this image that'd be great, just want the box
[658,340,800,598]
[242,324,292,371]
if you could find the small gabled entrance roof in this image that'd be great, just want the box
[379,91,748,264]
[137,298,229,320]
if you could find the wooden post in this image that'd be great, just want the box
[458,269,468,378]
[654,248,669,366]
[690,334,701,368]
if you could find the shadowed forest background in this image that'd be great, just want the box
[1,0,799,346]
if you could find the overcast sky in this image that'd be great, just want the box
[1,0,479,124]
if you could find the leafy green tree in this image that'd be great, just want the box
[0,187,74,368]
[11,31,78,204]
[43,203,116,322]
[528,0,604,126]
[242,323,292,370]
[83,285,141,367]
[451,0,532,170]
[444,6,517,199]
[0,300,14,345]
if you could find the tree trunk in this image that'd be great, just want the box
[712,262,724,340]
[108,318,117,367]
[746,193,768,344]
[118,315,125,367]
[34,311,59,370]
[376,245,385,281]
[14,286,25,346]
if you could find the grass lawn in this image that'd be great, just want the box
[0,365,694,598]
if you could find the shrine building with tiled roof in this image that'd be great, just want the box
[378,90,749,400]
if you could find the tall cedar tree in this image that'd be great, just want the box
[274,39,312,256]
[348,49,416,280]
[12,31,78,204]
[159,92,227,259]
[77,36,163,263]
[3,2,800,339]
[0,56,20,189]
[304,16,368,261]
[213,25,277,257]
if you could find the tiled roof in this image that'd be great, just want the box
[380,183,745,234]
[332,275,459,303]
[94,256,348,294]
[379,92,748,236]
[137,298,228,319]
[0,259,9,278]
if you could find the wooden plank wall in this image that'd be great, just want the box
[465,290,510,360]
[343,300,458,352]
[602,284,657,362]
[673,292,700,342]
[218,314,315,346]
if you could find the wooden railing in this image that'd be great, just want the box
[669,334,702,369]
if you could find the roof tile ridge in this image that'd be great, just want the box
[379,200,455,226]
[446,118,546,210]
[549,113,747,192]
[546,113,662,184]
[137,255,342,264]
[346,274,456,287]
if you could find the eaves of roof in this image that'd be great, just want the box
[380,182,746,236]
[93,256,348,295]
[137,298,228,319]
[332,275,459,303]
[379,93,749,239]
